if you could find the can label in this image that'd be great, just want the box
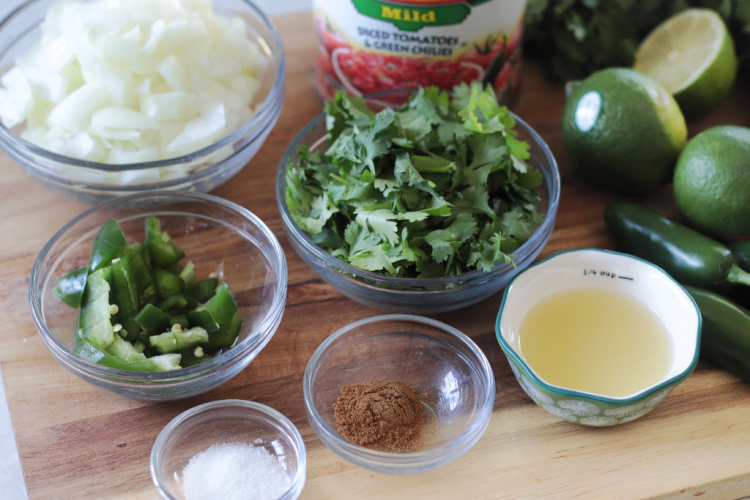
[314,0,526,104]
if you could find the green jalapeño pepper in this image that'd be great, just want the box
[110,256,141,343]
[145,216,185,268]
[685,286,750,382]
[89,218,126,271]
[134,303,171,336]
[191,276,219,302]
[106,334,148,363]
[124,243,157,305]
[53,266,89,309]
[178,261,196,291]
[75,338,181,371]
[202,312,242,352]
[149,326,209,354]
[169,314,190,330]
[199,282,238,325]
[185,309,220,333]
[153,268,185,298]
[729,240,750,272]
[604,201,750,291]
[79,267,115,351]
[179,347,213,367]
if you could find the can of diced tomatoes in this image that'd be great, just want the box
[313,0,526,105]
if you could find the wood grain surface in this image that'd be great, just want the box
[2,10,750,500]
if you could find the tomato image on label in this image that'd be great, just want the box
[332,48,484,95]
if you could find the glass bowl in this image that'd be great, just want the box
[29,191,287,401]
[496,248,701,426]
[303,314,495,475]
[0,0,285,205]
[151,399,306,500]
[276,98,560,314]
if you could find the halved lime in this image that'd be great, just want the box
[633,8,737,118]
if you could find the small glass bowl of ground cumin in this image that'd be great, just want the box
[303,314,495,474]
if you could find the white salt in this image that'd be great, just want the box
[181,442,291,500]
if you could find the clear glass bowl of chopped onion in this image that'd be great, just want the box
[0,0,285,204]
[151,399,306,500]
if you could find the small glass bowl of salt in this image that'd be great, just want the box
[151,399,306,500]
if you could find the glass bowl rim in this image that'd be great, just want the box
[0,0,287,172]
[150,398,307,500]
[494,247,702,404]
[275,97,561,288]
[28,190,288,382]
[303,313,496,464]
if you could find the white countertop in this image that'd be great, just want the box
[0,1,311,498]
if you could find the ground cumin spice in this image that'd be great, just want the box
[333,379,429,452]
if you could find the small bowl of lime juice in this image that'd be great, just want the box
[495,248,701,426]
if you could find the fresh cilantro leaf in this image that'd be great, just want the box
[344,221,381,255]
[425,213,476,263]
[500,207,543,242]
[394,227,421,264]
[336,92,375,121]
[393,153,449,206]
[454,184,495,219]
[468,233,514,273]
[349,244,399,274]
[354,209,399,246]
[301,194,338,234]
[410,155,455,174]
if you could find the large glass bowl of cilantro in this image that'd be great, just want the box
[276,84,560,313]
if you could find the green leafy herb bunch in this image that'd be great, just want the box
[525,0,750,81]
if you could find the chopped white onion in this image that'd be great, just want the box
[140,91,195,121]
[90,107,161,141]
[165,99,226,155]
[47,81,109,131]
[0,68,33,128]
[0,0,269,182]
[99,25,143,64]
[64,131,107,161]
[23,67,69,104]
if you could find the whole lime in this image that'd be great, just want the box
[673,125,750,239]
[560,67,687,195]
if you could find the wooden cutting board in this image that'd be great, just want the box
[1,10,750,500]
